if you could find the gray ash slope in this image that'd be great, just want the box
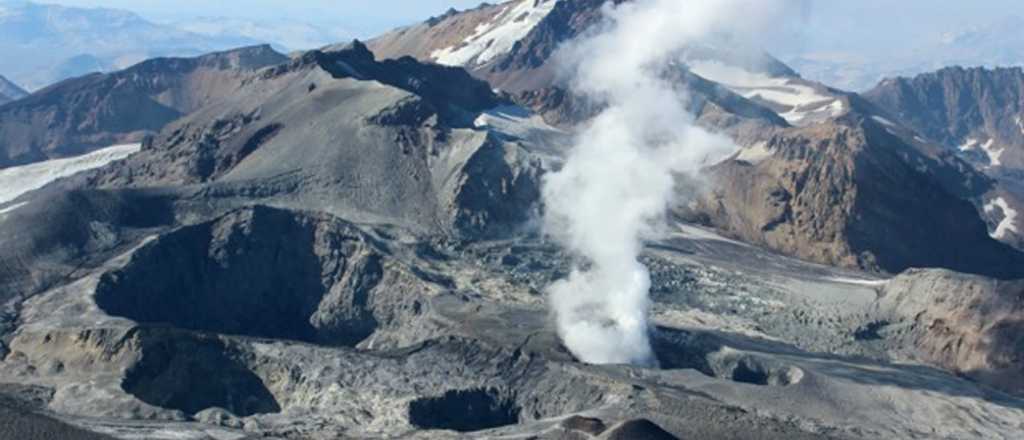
[72,41,543,240]
[1,2,1024,438]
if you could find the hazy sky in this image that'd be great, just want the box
[28,0,1024,52]
[38,0,486,35]
[34,0,1024,42]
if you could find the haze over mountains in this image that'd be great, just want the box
[0,0,354,90]
[0,74,26,104]
[3,1,1024,439]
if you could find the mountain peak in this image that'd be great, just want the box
[0,73,27,104]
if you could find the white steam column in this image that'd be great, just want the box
[542,0,799,366]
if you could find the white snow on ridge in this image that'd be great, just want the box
[0,143,141,204]
[985,197,1019,240]
[825,276,889,287]
[959,138,979,151]
[431,0,557,67]
[871,115,895,127]
[980,138,1004,167]
[687,60,843,125]
[959,138,1004,167]
[1016,115,1024,135]
[0,201,27,216]
[473,104,567,151]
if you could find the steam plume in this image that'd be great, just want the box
[543,0,797,366]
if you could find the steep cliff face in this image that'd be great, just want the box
[873,269,1024,396]
[865,67,1024,249]
[691,111,1024,278]
[864,66,1024,170]
[0,45,287,167]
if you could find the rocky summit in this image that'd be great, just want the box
[2,1,1024,439]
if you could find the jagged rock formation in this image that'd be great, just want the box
[864,66,1024,170]
[864,67,1024,249]
[0,45,287,167]
[691,106,1024,278]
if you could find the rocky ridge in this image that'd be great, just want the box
[0,44,287,168]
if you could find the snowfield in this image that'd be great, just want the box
[0,143,141,205]
[985,197,1019,239]
[431,0,557,67]
[687,60,844,125]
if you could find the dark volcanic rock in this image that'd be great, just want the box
[122,331,281,417]
[0,188,176,305]
[602,419,678,440]
[560,415,608,435]
[95,206,427,347]
[282,41,505,125]
[0,44,287,167]
[408,387,521,432]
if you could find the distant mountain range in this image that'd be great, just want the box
[785,15,1024,91]
[172,17,353,53]
[0,1,351,91]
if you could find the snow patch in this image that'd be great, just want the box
[959,138,1004,166]
[688,60,843,125]
[473,104,567,150]
[474,105,561,135]
[735,141,773,163]
[0,143,141,204]
[980,138,1004,166]
[1016,115,1024,135]
[959,138,979,151]
[0,201,27,216]
[431,0,557,67]
[871,115,895,127]
[825,276,889,287]
[985,197,1018,239]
